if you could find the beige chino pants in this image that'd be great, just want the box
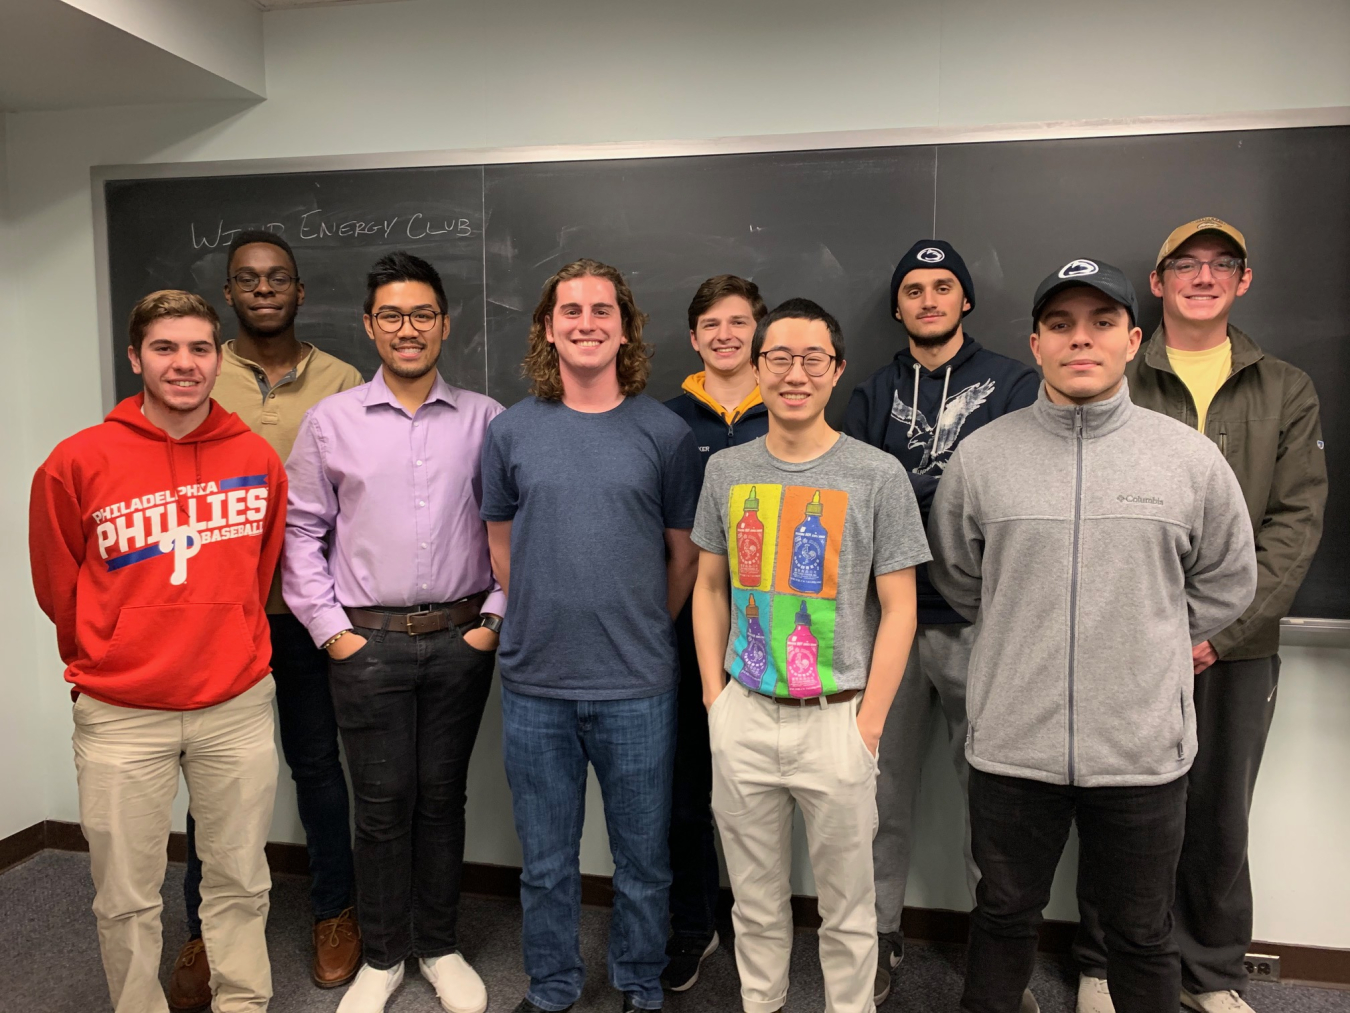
[73,676,279,1013]
[710,679,880,1013]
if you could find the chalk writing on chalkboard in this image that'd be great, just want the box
[190,211,474,250]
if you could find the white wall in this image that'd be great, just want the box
[3,0,1347,946]
[0,119,49,840]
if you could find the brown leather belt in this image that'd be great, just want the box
[773,689,860,707]
[346,591,488,636]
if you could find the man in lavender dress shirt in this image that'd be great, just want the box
[284,252,504,1013]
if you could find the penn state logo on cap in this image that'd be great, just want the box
[1058,259,1100,279]
[1033,257,1139,325]
[916,247,946,264]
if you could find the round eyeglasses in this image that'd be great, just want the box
[228,270,297,292]
[757,351,837,376]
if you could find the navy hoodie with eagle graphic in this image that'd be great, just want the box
[844,334,1039,624]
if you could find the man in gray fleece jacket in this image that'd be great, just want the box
[928,259,1256,1013]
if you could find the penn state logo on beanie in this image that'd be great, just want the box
[889,239,976,320]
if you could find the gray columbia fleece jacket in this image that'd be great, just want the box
[928,381,1256,787]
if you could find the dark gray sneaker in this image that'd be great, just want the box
[513,1000,569,1013]
[660,931,719,992]
[874,933,904,1005]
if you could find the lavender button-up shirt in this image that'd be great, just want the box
[283,368,506,648]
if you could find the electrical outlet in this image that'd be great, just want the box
[1244,953,1280,982]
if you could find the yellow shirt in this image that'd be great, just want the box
[1166,340,1231,433]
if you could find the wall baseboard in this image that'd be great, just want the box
[6,820,1346,988]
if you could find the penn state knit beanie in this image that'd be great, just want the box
[889,240,976,318]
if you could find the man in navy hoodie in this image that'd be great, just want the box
[661,274,769,993]
[843,240,1039,1005]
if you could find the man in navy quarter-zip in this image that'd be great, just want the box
[843,240,1038,1006]
[928,259,1256,1013]
[661,275,769,993]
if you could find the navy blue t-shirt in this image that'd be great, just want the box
[480,395,701,699]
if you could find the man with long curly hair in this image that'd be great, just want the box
[481,259,702,1013]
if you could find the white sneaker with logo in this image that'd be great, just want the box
[1077,975,1116,1013]
[336,962,405,1013]
[420,952,488,1013]
[1183,990,1255,1013]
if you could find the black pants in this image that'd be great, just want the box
[184,613,354,936]
[964,769,1187,1013]
[1074,655,1279,995]
[667,605,721,945]
[328,616,495,970]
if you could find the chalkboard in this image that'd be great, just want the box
[101,125,1348,620]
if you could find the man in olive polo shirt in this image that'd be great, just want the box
[168,230,366,1010]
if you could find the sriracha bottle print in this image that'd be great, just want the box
[736,486,764,587]
[739,594,768,688]
[789,490,827,593]
[786,601,822,697]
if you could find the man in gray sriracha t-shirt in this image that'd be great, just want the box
[693,435,930,696]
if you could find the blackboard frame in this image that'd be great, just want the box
[91,105,1350,638]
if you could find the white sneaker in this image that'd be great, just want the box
[1183,990,1254,1013]
[419,952,488,1013]
[1021,988,1040,1013]
[1077,975,1116,1013]
[336,962,405,1013]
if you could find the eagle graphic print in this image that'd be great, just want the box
[890,378,996,474]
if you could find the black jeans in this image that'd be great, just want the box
[1074,656,1279,994]
[184,612,354,936]
[667,605,720,945]
[327,616,495,970]
[964,768,1187,1013]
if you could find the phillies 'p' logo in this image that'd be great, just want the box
[157,525,202,586]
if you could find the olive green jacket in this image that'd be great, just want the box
[1126,326,1327,659]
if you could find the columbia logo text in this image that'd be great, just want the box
[1118,494,1164,505]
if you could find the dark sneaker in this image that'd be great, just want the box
[874,933,904,1006]
[621,995,661,1012]
[660,931,719,992]
[513,1000,569,1013]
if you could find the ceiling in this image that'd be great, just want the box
[0,0,260,112]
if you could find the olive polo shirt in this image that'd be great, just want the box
[214,340,364,612]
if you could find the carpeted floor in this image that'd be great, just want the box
[0,851,1345,1013]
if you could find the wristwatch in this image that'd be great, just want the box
[479,613,503,635]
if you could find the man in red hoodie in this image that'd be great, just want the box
[29,290,288,1013]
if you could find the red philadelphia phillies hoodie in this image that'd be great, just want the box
[30,395,287,710]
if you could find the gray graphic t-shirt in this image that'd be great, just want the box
[692,434,930,698]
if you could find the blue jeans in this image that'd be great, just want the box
[185,613,354,936]
[502,685,677,1011]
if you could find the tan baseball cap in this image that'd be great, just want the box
[1156,217,1248,268]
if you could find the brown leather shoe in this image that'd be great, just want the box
[312,907,362,988]
[168,937,211,1011]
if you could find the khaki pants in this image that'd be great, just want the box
[710,680,880,1013]
[73,676,279,1013]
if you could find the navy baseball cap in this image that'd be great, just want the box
[1032,259,1139,325]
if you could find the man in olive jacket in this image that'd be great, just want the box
[1074,219,1328,1013]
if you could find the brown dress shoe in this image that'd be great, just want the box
[312,907,362,987]
[168,937,212,1011]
